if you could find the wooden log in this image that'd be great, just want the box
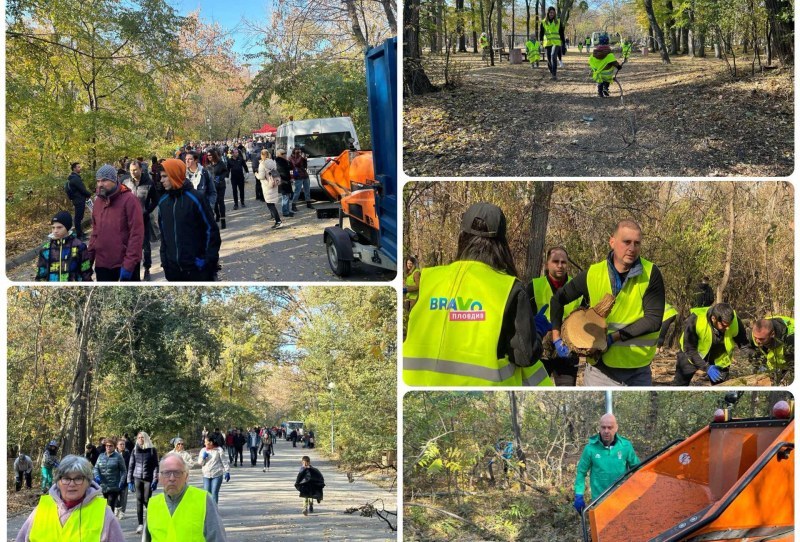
[562,294,616,356]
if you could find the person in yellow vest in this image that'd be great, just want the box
[479,32,490,62]
[539,6,565,80]
[589,34,623,97]
[656,302,678,354]
[403,202,552,386]
[621,38,632,60]
[749,316,794,381]
[404,256,421,311]
[674,303,748,385]
[525,35,542,68]
[15,454,124,541]
[526,246,585,385]
[550,220,665,386]
[144,452,228,542]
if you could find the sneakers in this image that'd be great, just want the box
[136,525,143,534]
[143,269,151,281]
[306,202,313,209]
[118,511,125,520]
[558,59,564,68]
[603,89,610,97]
[273,222,283,229]
[241,202,246,208]
[233,204,239,210]
[262,468,266,472]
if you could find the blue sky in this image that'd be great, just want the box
[174,0,271,59]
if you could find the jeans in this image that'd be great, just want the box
[228,445,235,463]
[203,475,223,503]
[250,447,258,466]
[262,453,271,469]
[235,447,244,465]
[134,477,153,524]
[281,194,292,216]
[291,177,311,204]
[214,182,227,221]
[546,45,560,76]
[231,176,245,206]
[583,362,652,386]
[117,484,128,512]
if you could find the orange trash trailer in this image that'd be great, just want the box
[584,402,794,542]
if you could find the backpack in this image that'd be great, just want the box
[64,180,75,199]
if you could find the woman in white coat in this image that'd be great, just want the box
[255,149,282,229]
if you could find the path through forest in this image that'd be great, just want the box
[7,438,397,541]
[404,52,793,177]
[7,172,393,282]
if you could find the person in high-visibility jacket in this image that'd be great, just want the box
[589,33,623,98]
[656,302,678,353]
[15,454,124,542]
[584,35,591,51]
[621,39,632,60]
[144,453,228,542]
[526,246,585,386]
[479,32,489,61]
[550,220,665,386]
[403,202,552,387]
[674,303,748,386]
[573,414,639,514]
[525,36,542,68]
[539,6,565,80]
[750,316,794,378]
[403,256,421,311]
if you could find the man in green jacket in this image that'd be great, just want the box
[573,413,639,513]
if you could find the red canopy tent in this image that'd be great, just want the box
[251,123,278,135]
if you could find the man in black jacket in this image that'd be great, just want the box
[228,148,249,209]
[157,158,221,282]
[65,162,93,240]
[122,160,159,280]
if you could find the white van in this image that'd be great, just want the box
[275,117,360,190]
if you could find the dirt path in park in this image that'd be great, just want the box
[403,51,793,177]
[7,438,397,541]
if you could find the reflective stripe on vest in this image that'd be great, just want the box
[589,54,618,82]
[586,258,659,369]
[405,271,419,301]
[663,303,678,322]
[532,275,581,322]
[525,41,541,61]
[543,19,561,46]
[403,261,521,386]
[147,485,207,542]
[679,307,739,369]
[30,494,106,542]
[518,360,554,386]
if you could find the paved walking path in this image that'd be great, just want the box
[7,439,397,541]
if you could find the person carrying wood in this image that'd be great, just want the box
[525,247,585,385]
[539,6,565,80]
[573,413,639,514]
[403,202,553,387]
[749,316,794,381]
[673,303,749,385]
[549,220,665,386]
[589,33,623,98]
[525,35,542,68]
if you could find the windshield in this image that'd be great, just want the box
[294,132,352,158]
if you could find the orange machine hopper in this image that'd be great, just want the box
[319,150,375,201]
[588,418,794,542]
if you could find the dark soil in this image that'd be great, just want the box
[404,52,793,177]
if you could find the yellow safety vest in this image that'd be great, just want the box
[405,270,420,301]
[525,40,541,62]
[480,36,489,49]
[589,53,618,83]
[532,275,581,322]
[757,316,794,370]
[147,485,208,542]
[663,303,678,321]
[404,261,528,386]
[543,19,562,46]
[29,494,106,542]
[585,258,660,369]
[679,307,739,369]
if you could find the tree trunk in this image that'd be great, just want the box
[381,0,398,34]
[343,0,368,47]
[525,181,554,281]
[508,391,527,491]
[403,0,422,59]
[457,0,467,51]
[525,0,530,40]
[496,0,503,50]
[680,27,689,54]
[644,0,671,63]
[765,0,792,64]
[471,0,478,52]
[697,31,706,57]
[644,391,659,438]
[716,183,736,303]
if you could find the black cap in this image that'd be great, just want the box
[51,210,73,231]
[460,202,506,238]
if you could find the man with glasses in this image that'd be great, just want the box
[144,453,228,541]
[93,437,127,513]
[674,302,748,385]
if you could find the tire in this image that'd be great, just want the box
[325,234,351,277]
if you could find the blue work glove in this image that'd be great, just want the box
[574,494,585,513]
[707,365,723,383]
[607,334,615,347]
[534,305,552,337]
[553,338,570,358]
[150,479,158,492]
[128,482,135,493]
[224,472,230,483]
[402,287,407,294]
[195,257,206,270]
[201,450,209,461]
[119,267,133,281]
[94,475,101,484]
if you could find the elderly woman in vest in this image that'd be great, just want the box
[403,202,552,387]
[15,454,124,541]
